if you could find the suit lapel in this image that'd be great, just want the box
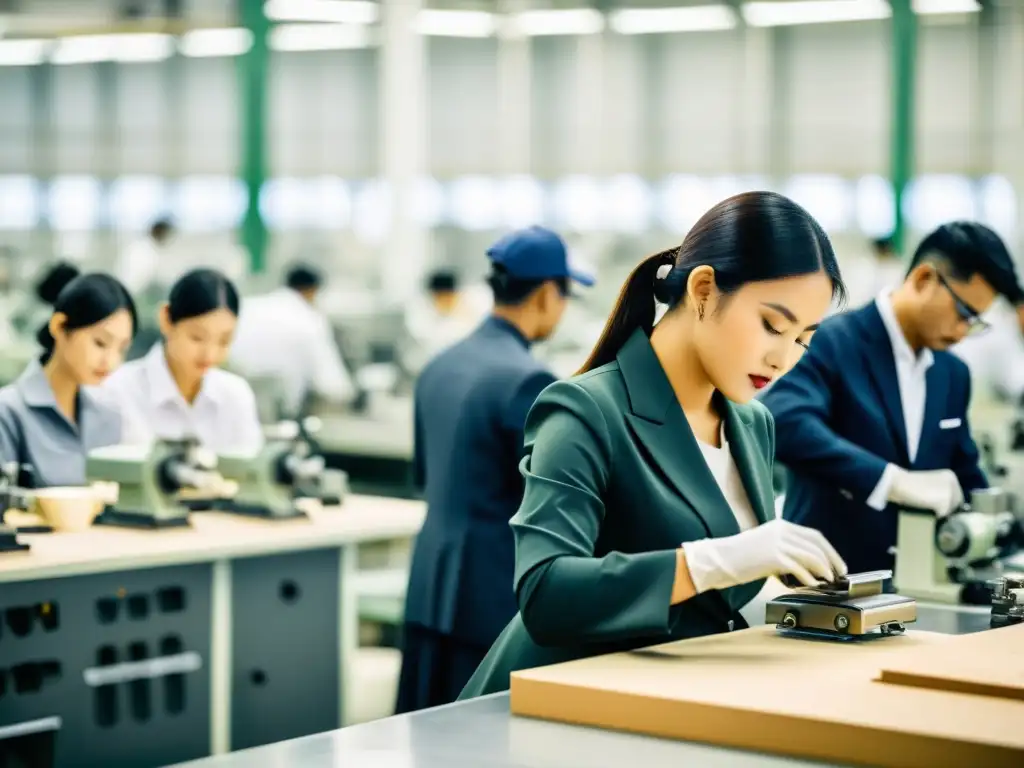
[918,359,950,468]
[617,332,740,540]
[859,304,910,465]
[723,400,773,526]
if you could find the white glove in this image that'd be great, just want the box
[681,519,848,594]
[887,468,964,518]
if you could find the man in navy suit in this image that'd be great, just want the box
[762,222,1023,573]
[395,226,593,713]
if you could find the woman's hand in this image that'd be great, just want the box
[680,519,847,595]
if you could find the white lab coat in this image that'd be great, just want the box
[230,288,356,416]
[951,301,1024,402]
[402,289,489,374]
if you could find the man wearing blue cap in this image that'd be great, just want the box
[396,226,593,714]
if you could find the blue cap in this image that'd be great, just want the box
[486,226,595,287]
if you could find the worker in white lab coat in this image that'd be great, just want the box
[952,296,1024,402]
[116,218,176,295]
[402,270,486,375]
[230,263,356,418]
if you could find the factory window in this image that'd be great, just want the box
[47,175,104,232]
[450,175,501,231]
[260,177,310,231]
[784,175,853,233]
[708,175,769,202]
[905,175,977,234]
[411,176,445,228]
[658,175,715,235]
[854,175,895,238]
[351,179,392,245]
[107,176,169,232]
[173,176,247,233]
[499,175,546,229]
[977,175,1018,242]
[0,175,41,230]
[553,175,602,233]
[604,174,653,234]
[309,176,353,230]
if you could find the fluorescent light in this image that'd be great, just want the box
[264,0,378,25]
[0,39,48,66]
[270,23,371,51]
[914,0,981,13]
[742,1,890,27]
[505,9,605,37]
[610,5,738,34]
[416,10,497,38]
[180,28,253,58]
[51,33,174,64]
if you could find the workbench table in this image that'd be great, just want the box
[169,604,993,768]
[0,496,425,768]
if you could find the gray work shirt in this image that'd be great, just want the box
[0,359,122,488]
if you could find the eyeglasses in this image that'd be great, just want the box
[935,272,990,336]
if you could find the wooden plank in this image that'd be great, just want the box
[510,626,1024,768]
[877,623,1024,701]
[0,495,424,583]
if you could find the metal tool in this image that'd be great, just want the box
[990,575,1024,629]
[87,439,229,528]
[894,487,1024,605]
[767,569,916,639]
[0,461,31,552]
[208,421,347,520]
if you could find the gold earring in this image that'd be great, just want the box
[698,303,705,321]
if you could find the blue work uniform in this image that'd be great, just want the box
[0,359,122,488]
[395,316,557,713]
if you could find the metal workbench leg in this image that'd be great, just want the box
[338,543,358,727]
[210,559,232,755]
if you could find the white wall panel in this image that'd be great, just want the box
[0,68,33,172]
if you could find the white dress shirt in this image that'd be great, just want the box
[865,290,934,511]
[96,344,264,455]
[696,428,791,625]
[229,288,355,416]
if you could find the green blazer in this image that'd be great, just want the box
[458,329,775,699]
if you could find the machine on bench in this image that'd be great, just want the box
[0,461,31,552]
[766,569,917,640]
[894,487,1024,605]
[200,420,348,521]
[87,439,234,528]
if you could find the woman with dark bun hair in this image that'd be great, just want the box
[459,191,849,699]
[98,268,262,454]
[0,266,137,488]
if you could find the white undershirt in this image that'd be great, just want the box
[697,428,790,625]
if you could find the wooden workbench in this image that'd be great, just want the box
[0,495,425,768]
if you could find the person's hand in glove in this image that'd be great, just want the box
[682,519,848,594]
[887,468,964,518]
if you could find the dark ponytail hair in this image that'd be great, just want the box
[579,191,847,374]
[38,272,138,364]
[166,268,240,323]
[36,261,81,306]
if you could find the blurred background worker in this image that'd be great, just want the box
[763,222,1022,573]
[952,289,1024,403]
[117,217,176,296]
[230,263,356,420]
[401,269,482,376]
[395,226,593,714]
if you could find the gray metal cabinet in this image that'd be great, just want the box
[0,564,213,768]
[230,548,340,750]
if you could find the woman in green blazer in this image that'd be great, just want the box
[459,191,850,699]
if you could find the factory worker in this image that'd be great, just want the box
[116,217,176,296]
[230,263,356,419]
[98,269,262,455]
[762,222,1021,574]
[0,269,136,488]
[458,192,848,700]
[396,226,588,713]
[402,270,484,375]
[951,298,1024,402]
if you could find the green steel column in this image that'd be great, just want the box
[890,0,917,255]
[239,0,270,274]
